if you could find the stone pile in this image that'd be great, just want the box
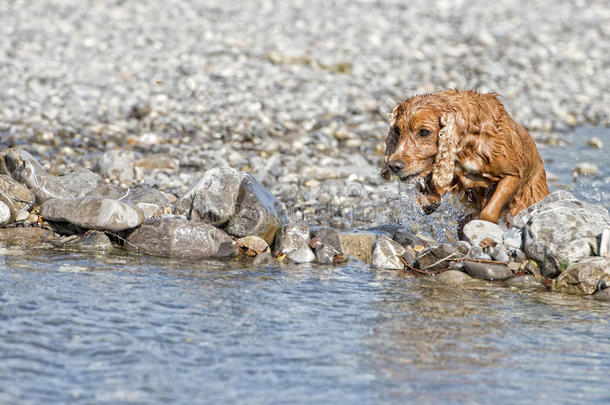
[1,148,609,300]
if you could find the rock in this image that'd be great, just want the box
[126,217,234,259]
[0,201,9,225]
[462,261,513,281]
[588,137,603,149]
[123,187,171,219]
[174,166,243,226]
[416,244,459,271]
[0,148,73,203]
[371,237,405,269]
[286,245,315,263]
[515,191,610,278]
[86,183,127,199]
[41,197,145,232]
[401,245,417,267]
[466,246,492,261]
[507,261,522,271]
[462,220,505,247]
[573,162,599,176]
[600,227,610,258]
[0,174,36,222]
[49,230,113,251]
[236,235,269,256]
[95,150,137,182]
[252,251,275,266]
[0,227,53,247]
[274,222,310,256]
[489,246,510,263]
[58,168,100,197]
[552,257,610,295]
[312,226,343,264]
[502,228,523,251]
[225,174,286,245]
[505,275,541,289]
[435,270,476,285]
[455,240,471,256]
[338,232,377,263]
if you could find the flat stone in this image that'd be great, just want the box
[41,197,145,232]
[516,191,609,277]
[312,226,343,264]
[174,166,244,226]
[126,217,234,259]
[58,168,100,197]
[1,148,73,203]
[0,174,36,222]
[462,261,513,281]
[94,150,137,182]
[505,275,541,289]
[462,220,505,247]
[338,232,377,263]
[435,270,476,285]
[225,174,286,245]
[371,237,405,270]
[236,235,269,256]
[552,257,610,295]
[274,222,310,256]
[416,244,459,271]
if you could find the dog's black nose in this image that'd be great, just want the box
[388,160,405,173]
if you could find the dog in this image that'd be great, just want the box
[381,89,549,224]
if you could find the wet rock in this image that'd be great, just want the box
[599,227,610,258]
[252,251,275,266]
[122,187,171,219]
[435,270,476,285]
[274,222,310,256]
[552,257,610,295]
[0,201,9,225]
[455,240,471,256]
[466,246,492,261]
[49,230,112,251]
[505,275,541,289]
[126,217,234,259]
[587,137,603,149]
[0,227,53,247]
[416,244,459,271]
[95,150,138,182]
[0,148,72,203]
[86,183,127,199]
[0,174,36,222]
[593,288,610,301]
[236,235,269,256]
[462,261,513,281]
[225,174,286,245]
[58,169,100,197]
[312,226,343,264]
[573,162,599,177]
[338,232,377,263]
[462,220,505,247]
[515,191,610,278]
[401,245,417,267]
[41,197,145,232]
[371,237,405,270]
[502,228,523,251]
[174,166,243,226]
[286,245,315,263]
[489,246,510,263]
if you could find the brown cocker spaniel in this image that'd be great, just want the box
[381,89,549,224]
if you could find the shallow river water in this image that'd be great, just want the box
[1,127,609,404]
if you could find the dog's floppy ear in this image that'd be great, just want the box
[431,111,461,195]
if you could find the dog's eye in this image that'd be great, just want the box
[418,129,431,137]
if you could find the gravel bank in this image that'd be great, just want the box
[1,0,608,226]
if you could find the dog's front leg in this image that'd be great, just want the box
[480,176,521,223]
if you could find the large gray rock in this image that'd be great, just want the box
[0,174,36,222]
[371,237,405,269]
[0,148,73,203]
[462,220,505,247]
[58,169,100,197]
[312,227,343,264]
[462,261,513,281]
[41,197,145,232]
[225,174,286,245]
[514,191,610,278]
[174,166,243,226]
[552,257,610,295]
[274,222,310,256]
[126,217,234,259]
[94,150,137,182]
[286,245,316,263]
[415,244,460,271]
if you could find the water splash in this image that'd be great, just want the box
[395,180,469,243]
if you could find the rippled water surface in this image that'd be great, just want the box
[1,127,609,404]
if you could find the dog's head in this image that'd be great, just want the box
[381,93,463,198]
